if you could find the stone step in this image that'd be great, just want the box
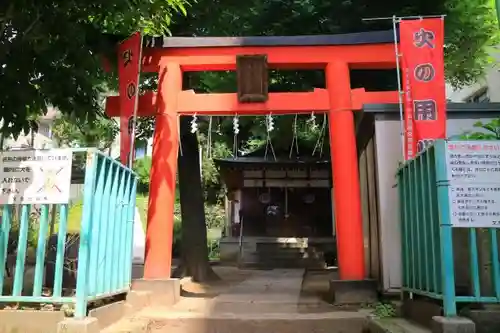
[255,251,326,260]
[256,245,325,253]
[240,261,325,270]
[239,246,327,268]
[110,310,371,333]
[254,256,324,263]
[256,249,325,257]
[258,255,325,263]
[257,246,309,251]
[179,300,301,314]
[368,318,431,333]
[241,260,325,269]
[255,256,325,263]
[101,317,151,333]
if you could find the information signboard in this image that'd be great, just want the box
[448,185,500,228]
[0,149,73,205]
[445,141,500,228]
[446,141,500,183]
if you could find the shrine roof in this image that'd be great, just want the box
[143,30,396,49]
[215,156,329,165]
[214,145,330,168]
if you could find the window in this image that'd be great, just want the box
[466,89,490,103]
[38,123,50,137]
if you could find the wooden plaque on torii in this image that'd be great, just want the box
[236,54,269,103]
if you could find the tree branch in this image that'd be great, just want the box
[22,13,42,41]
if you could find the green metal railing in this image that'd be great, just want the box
[0,149,137,318]
[398,141,442,298]
[397,139,500,316]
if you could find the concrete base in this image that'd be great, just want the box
[462,308,500,333]
[88,301,125,330]
[125,290,153,315]
[328,279,377,305]
[368,317,432,333]
[402,298,442,328]
[101,317,151,333]
[431,316,475,333]
[132,278,180,306]
[57,317,100,333]
[0,310,65,333]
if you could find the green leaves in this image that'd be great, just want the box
[459,118,500,140]
[444,0,499,88]
[51,113,119,150]
[1,0,189,137]
[133,156,152,193]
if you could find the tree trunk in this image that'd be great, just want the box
[174,116,219,282]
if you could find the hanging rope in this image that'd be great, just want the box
[264,114,276,161]
[206,116,213,159]
[190,113,198,133]
[312,113,327,158]
[289,114,299,159]
[216,117,222,135]
[177,114,183,156]
[307,111,318,132]
[233,115,239,158]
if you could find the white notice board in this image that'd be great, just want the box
[0,149,73,205]
[445,141,500,228]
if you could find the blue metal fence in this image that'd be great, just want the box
[397,139,500,317]
[0,149,137,318]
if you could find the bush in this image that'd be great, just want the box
[7,207,44,251]
[171,202,224,258]
[205,204,226,229]
[133,157,152,194]
[208,238,220,260]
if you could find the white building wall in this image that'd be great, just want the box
[3,122,54,150]
[146,137,153,157]
[446,48,500,102]
[110,117,154,160]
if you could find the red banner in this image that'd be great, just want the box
[117,32,142,165]
[400,18,447,160]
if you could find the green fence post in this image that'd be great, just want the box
[75,150,98,318]
[434,140,457,317]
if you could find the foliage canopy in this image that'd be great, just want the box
[51,113,118,150]
[0,0,188,137]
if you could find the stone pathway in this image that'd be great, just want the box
[147,269,306,316]
[105,268,370,333]
[210,269,305,314]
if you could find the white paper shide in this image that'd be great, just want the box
[0,149,73,205]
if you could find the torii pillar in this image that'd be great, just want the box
[326,62,365,280]
[143,62,181,279]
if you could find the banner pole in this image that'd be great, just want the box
[363,14,446,21]
[128,31,144,169]
[392,15,406,159]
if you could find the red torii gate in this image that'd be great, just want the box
[105,31,399,282]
